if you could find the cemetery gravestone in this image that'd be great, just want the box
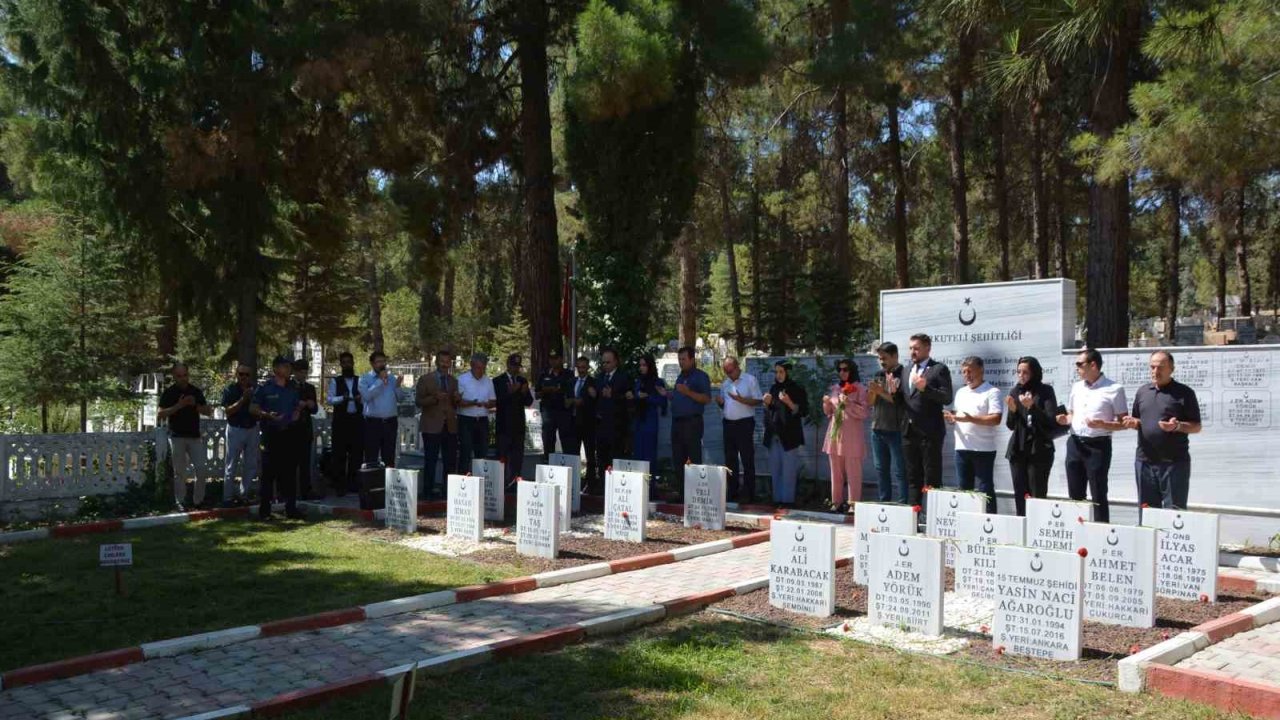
[384,468,420,534]
[517,481,560,559]
[926,489,987,566]
[472,459,505,522]
[868,533,946,636]
[684,464,728,530]
[605,470,648,542]
[853,503,918,585]
[535,464,574,534]
[993,546,1084,661]
[612,458,650,474]
[447,474,484,542]
[547,452,583,512]
[1141,508,1220,602]
[1026,498,1093,552]
[954,512,1026,599]
[1082,523,1157,627]
[769,520,837,617]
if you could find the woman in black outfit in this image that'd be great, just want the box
[1004,356,1060,516]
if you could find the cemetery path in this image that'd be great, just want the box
[1174,616,1280,686]
[0,527,856,720]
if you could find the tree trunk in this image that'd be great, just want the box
[887,95,909,288]
[679,224,698,349]
[1030,100,1050,278]
[1235,184,1253,317]
[516,2,562,378]
[1216,243,1227,321]
[1164,185,1181,344]
[750,182,762,347]
[443,260,456,324]
[1054,144,1071,278]
[360,232,383,354]
[831,0,853,290]
[156,280,179,364]
[720,173,745,355]
[993,108,1011,282]
[771,210,791,355]
[947,31,973,285]
[235,252,260,372]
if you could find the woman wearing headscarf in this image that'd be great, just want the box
[1005,355,1060,516]
[822,359,869,512]
[629,354,668,467]
[763,360,808,507]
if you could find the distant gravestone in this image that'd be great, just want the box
[612,458,650,475]
[446,473,484,542]
[853,503,917,585]
[605,470,648,542]
[1026,498,1093,552]
[769,520,836,617]
[384,468,420,534]
[516,481,560,559]
[471,459,505,522]
[547,452,583,512]
[1141,508,1220,602]
[868,533,945,636]
[993,546,1084,661]
[925,489,987,566]
[683,464,727,530]
[535,464,574,534]
[1082,523,1157,628]
[955,512,1026,599]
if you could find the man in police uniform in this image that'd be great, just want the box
[252,356,306,521]
[537,348,576,463]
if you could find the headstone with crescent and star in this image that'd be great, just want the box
[604,469,648,542]
[446,473,484,543]
[954,512,1026,599]
[992,545,1084,661]
[547,452,583,512]
[535,464,574,534]
[769,519,836,617]
[1140,508,1220,602]
[853,502,918,585]
[1081,522,1157,627]
[925,489,987,566]
[516,480,560,559]
[471,458,505,522]
[683,464,727,530]
[611,458,650,475]
[868,532,946,636]
[1025,498,1093,553]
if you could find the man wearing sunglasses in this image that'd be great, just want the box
[1056,348,1128,522]
[220,364,260,506]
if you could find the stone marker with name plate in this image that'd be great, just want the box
[955,512,1026,599]
[1082,522,1157,627]
[99,543,133,567]
[547,452,583,512]
[471,458,505,522]
[926,489,988,566]
[516,481,561,559]
[384,468,420,533]
[853,503,918,585]
[1026,498,1093,552]
[1141,508,1220,602]
[605,469,648,542]
[868,533,946,636]
[993,545,1085,661]
[535,464,574,534]
[769,520,837,617]
[446,474,484,542]
[683,464,728,530]
[611,458,650,474]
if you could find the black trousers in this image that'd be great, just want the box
[1065,434,1112,523]
[671,415,704,469]
[421,430,457,498]
[902,423,943,510]
[330,414,363,494]
[575,418,598,492]
[541,410,575,462]
[260,429,299,517]
[593,432,618,495]
[1009,454,1053,517]
[722,418,757,503]
[458,415,490,472]
[363,416,397,468]
[294,426,314,499]
[496,428,524,485]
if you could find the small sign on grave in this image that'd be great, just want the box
[1141,508,1220,602]
[517,481,560,559]
[954,512,1025,599]
[683,464,727,531]
[547,452,583,512]
[384,468,419,534]
[611,458,650,474]
[769,520,836,617]
[868,533,945,636]
[471,459,505,522]
[535,464,574,534]
[604,469,648,542]
[99,543,133,567]
[993,545,1084,661]
[853,503,917,585]
[1026,498,1093,552]
[447,474,484,542]
[1082,522,1157,628]
[925,489,987,566]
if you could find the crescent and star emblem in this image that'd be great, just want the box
[1172,515,1185,530]
[699,468,707,479]
[531,484,540,498]
[983,520,995,534]
[959,297,977,326]
[1051,505,1062,519]
[619,475,628,487]
[1106,529,1120,546]
[1030,554,1044,573]
[794,528,806,543]
[949,497,959,509]
[878,510,889,524]
[898,540,911,557]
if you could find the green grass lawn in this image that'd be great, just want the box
[283,614,1246,720]
[0,518,522,671]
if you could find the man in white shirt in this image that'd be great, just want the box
[716,356,763,504]
[1056,348,1128,522]
[944,356,1003,513]
[457,352,497,470]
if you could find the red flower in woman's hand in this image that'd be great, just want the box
[840,382,856,396]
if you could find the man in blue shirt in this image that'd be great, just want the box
[359,350,400,468]
[251,356,305,521]
[220,364,259,506]
[671,346,711,469]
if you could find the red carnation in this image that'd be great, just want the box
[621,511,629,519]
[685,458,692,465]
[911,505,922,513]
[922,485,933,494]
[840,382,856,395]
[499,457,506,464]
[842,621,851,632]
[995,645,1006,656]
[1199,594,1209,603]
[1161,630,1170,640]
[979,625,989,635]
[1077,547,1088,558]
[1129,644,1141,656]
[514,476,523,483]
[1076,516,1085,524]
[1024,493,1032,499]
[1141,503,1150,509]
[466,471,473,476]
[606,465,613,472]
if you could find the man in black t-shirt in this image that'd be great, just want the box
[1123,350,1202,515]
[158,363,214,509]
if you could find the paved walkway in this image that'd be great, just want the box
[1175,620,1280,685]
[0,529,856,720]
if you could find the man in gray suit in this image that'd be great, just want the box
[902,333,953,513]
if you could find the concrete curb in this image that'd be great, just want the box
[1145,665,1280,720]
[1219,552,1280,574]
[0,506,262,545]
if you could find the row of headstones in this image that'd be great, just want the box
[771,491,1220,662]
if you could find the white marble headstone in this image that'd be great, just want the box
[516,481,560,559]
[853,503,918,585]
[1082,523,1157,627]
[1141,508,1220,602]
[384,468,419,534]
[868,533,945,636]
[471,459,505,522]
[925,489,987,566]
[993,545,1084,661]
[535,464,573,535]
[683,464,727,531]
[1026,498,1093,552]
[547,452,583,512]
[611,458,650,474]
[605,470,648,542]
[769,520,836,617]
[446,473,484,542]
[954,512,1026,599]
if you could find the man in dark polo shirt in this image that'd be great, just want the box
[1123,350,1202,515]
[670,346,711,468]
[158,363,213,510]
[251,356,306,521]
[220,364,259,506]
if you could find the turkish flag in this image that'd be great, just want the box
[559,263,571,339]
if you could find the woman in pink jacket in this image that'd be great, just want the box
[823,359,869,512]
